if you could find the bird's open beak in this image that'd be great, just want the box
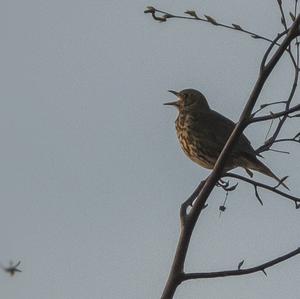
[164,90,180,107]
[163,101,179,107]
[168,90,180,96]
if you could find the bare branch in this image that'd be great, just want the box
[260,30,288,72]
[277,0,288,31]
[256,36,300,154]
[145,6,299,69]
[251,100,287,117]
[254,185,264,205]
[180,180,206,224]
[144,7,281,45]
[270,132,300,145]
[268,148,290,154]
[224,173,300,205]
[250,103,300,123]
[183,247,300,280]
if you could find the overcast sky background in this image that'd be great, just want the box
[1,1,300,298]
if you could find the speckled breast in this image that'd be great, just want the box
[175,113,215,169]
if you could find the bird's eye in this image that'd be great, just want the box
[182,93,189,101]
[184,93,195,106]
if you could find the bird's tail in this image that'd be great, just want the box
[246,156,289,190]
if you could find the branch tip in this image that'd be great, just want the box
[238,260,244,270]
[204,15,218,25]
[185,10,199,19]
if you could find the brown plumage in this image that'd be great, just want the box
[164,88,288,189]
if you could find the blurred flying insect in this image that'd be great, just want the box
[1,260,22,276]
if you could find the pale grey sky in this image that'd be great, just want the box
[1,1,300,298]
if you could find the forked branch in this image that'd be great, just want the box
[224,172,300,207]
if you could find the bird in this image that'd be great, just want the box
[164,88,288,189]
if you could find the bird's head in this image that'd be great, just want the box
[164,89,210,113]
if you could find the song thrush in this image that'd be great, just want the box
[164,88,288,189]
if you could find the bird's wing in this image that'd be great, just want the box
[194,110,257,156]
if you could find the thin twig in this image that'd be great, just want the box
[268,148,290,154]
[270,133,300,145]
[255,27,300,154]
[251,100,287,117]
[183,247,300,280]
[254,185,264,205]
[145,7,281,45]
[250,103,300,124]
[224,173,300,205]
[264,118,275,141]
[260,30,288,72]
[277,0,288,31]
